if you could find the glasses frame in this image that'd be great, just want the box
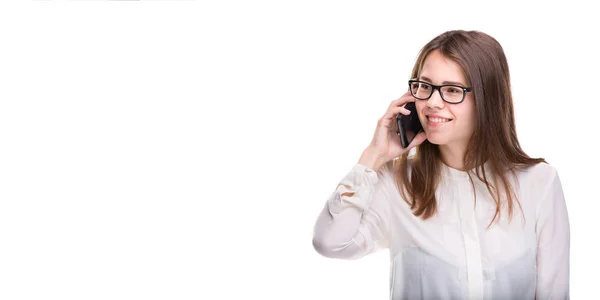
[408,80,472,104]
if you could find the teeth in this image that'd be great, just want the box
[429,117,450,123]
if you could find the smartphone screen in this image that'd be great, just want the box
[396,102,423,148]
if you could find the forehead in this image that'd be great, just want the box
[420,50,467,85]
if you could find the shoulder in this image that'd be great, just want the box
[516,161,559,186]
[382,157,414,178]
[515,162,563,208]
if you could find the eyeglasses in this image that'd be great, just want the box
[408,80,472,104]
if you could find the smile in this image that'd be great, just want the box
[427,117,452,123]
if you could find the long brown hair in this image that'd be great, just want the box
[392,30,545,226]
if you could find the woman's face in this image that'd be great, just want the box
[414,50,476,149]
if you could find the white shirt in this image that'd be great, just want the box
[312,161,570,299]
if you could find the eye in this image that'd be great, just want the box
[447,87,461,93]
[420,83,432,90]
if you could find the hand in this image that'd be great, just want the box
[359,91,427,170]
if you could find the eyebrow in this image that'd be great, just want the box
[419,76,467,86]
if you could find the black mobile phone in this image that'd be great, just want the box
[396,102,423,148]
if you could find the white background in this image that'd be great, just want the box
[0,1,597,299]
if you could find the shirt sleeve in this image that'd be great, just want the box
[535,168,570,299]
[312,163,392,260]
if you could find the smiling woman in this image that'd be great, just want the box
[411,52,476,155]
[312,30,570,300]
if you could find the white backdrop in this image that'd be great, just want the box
[0,1,597,299]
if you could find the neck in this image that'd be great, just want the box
[438,142,468,171]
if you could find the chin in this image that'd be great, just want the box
[424,133,447,145]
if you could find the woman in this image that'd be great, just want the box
[312,30,570,299]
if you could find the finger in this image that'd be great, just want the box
[406,131,427,149]
[397,106,412,115]
[391,103,414,117]
[380,106,413,128]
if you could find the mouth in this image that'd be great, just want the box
[426,116,453,124]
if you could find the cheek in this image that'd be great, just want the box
[415,101,427,119]
[455,102,476,131]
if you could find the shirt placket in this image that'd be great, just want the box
[456,176,484,300]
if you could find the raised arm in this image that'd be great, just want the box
[312,163,392,259]
[312,93,425,260]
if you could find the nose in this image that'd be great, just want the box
[426,88,445,109]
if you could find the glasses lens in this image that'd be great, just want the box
[440,86,464,103]
[410,81,432,99]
